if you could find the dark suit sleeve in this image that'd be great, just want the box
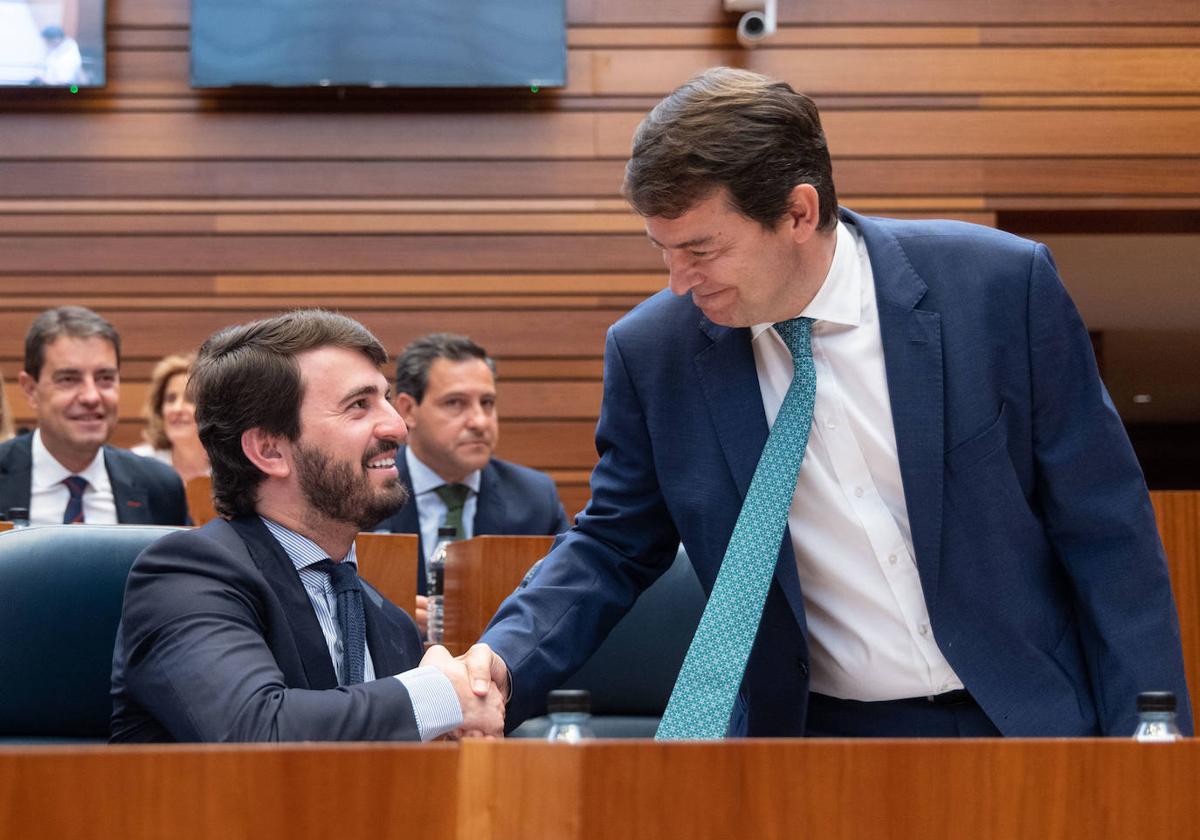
[153,468,189,526]
[1025,244,1192,734]
[483,327,680,726]
[117,530,422,742]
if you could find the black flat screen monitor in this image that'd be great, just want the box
[0,0,106,87]
[191,0,566,89]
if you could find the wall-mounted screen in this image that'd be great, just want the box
[191,0,566,89]
[0,0,105,87]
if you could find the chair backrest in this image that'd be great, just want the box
[0,524,180,742]
[512,544,706,738]
[185,475,218,526]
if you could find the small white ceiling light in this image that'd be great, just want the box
[724,0,777,48]
[1132,394,1153,404]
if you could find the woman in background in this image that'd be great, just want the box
[132,354,209,482]
[0,368,14,442]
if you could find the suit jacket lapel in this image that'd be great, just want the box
[847,210,945,602]
[227,515,340,690]
[471,461,502,535]
[693,319,809,630]
[104,447,154,524]
[360,585,406,676]
[0,435,33,515]
[695,320,767,499]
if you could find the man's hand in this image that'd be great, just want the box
[414,594,428,637]
[420,644,505,737]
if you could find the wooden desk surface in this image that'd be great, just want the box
[2,739,1197,840]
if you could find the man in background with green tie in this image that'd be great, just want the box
[374,333,571,635]
[480,67,1190,739]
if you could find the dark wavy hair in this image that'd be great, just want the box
[24,305,121,380]
[623,66,838,231]
[394,333,494,404]
[190,310,387,518]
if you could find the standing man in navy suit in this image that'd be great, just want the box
[0,306,187,526]
[375,333,570,633]
[481,67,1191,737]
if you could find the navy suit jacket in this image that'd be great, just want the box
[0,433,188,525]
[111,515,426,742]
[375,448,571,593]
[483,210,1192,737]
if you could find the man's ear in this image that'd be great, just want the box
[394,393,419,428]
[785,183,823,245]
[241,428,291,479]
[17,370,39,409]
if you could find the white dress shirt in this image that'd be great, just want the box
[406,447,482,565]
[751,220,963,701]
[261,517,463,740]
[29,430,118,525]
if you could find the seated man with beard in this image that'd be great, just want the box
[111,310,507,742]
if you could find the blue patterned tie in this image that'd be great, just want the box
[62,475,88,524]
[312,559,367,686]
[657,317,817,740]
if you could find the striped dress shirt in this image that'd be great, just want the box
[262,517,462,740]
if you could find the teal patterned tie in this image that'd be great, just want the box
[657,317,816,740]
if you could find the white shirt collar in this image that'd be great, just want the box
[405,447,482,495]
[751,220,863,341]
[30,428,111,494]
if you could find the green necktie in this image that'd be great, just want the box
[657,317,817,740]
[434,483,470,539]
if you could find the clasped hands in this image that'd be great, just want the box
[420,642,509,739]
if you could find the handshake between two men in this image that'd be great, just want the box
[421,643,509,739]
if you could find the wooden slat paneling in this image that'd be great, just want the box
[105,0,1200,28]
[0,161,627,198]
[0,310,624,357]
[3,4,1197,511]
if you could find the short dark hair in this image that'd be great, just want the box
[24,306,121,380]
[622,66,838,231]
[394,333,495,404]
[190,309,388,518]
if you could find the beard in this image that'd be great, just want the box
[293,440,409,531]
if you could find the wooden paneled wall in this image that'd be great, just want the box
[2,0,1199,515]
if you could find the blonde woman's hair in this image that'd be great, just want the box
[142,353,194,450]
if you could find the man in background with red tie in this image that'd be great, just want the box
[0,305,188,525]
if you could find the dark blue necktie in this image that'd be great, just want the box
[62,475,88,524]
[312,559,366,686]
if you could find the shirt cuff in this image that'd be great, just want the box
[394,666,463,741]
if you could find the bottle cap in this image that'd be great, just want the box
[1137,691,1177,713]
[547,689,591,715]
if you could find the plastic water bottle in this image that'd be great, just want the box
[546,689,595,743]
[6,507,30,528]
[425,526,455,643]
[1133,691,1182,742]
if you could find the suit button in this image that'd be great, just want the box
[797,660,809,676]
